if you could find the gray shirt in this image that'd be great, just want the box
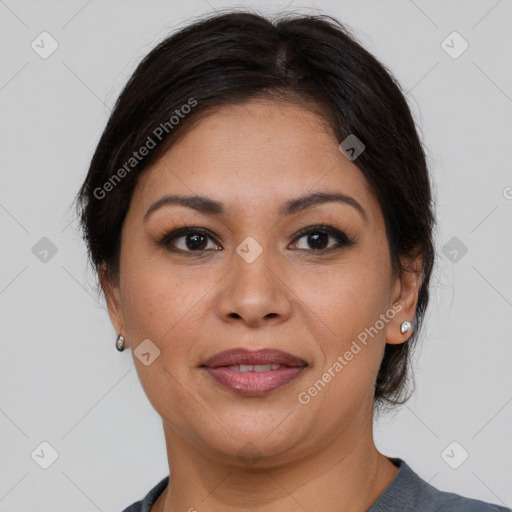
[121,457,510,511]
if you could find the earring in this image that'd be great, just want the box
[115,334,126,352]
[400,321,411,334]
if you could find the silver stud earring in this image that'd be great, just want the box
[400,321,411,334]
[116,334,126,352]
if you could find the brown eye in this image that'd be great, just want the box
[180,233,209,250]
[291,225,356,253]
[300,231,330,250]
[157,224,357,256]
[158,227,220,254]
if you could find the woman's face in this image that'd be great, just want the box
[104,99,420,466]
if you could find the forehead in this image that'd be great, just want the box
[131,99,380,225]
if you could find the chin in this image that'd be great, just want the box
[187,413,310,467]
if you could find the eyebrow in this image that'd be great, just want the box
[143,191,367,222]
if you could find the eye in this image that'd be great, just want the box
[157,227,220,254]
[290,224,356,253]
[157,224,357,256]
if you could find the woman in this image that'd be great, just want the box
[75,9,509,512]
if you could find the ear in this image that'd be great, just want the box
[386,249,423,345]
[99,263,127,345]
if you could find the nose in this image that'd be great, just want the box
[216,242,292,328]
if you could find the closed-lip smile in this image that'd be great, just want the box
[201,348,308,396]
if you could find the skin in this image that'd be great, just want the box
[102,98,423,512]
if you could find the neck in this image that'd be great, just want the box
[152,412,398,512]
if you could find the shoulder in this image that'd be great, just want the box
[369,458,510,512]
[435,494,510,511]
[120,475,169,512]
[422,484,510,512]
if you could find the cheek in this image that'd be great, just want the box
[119,251,218,362]
[293,248,392,399]
[294,263,390,428]
[119,250,183,341]
[294,251,391,340]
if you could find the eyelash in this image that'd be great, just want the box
[156,224,357,256]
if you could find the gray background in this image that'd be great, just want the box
[0,0,511,510]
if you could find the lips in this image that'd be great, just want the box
[201,348,307,396]
[202,348,307,368]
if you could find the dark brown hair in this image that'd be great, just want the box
[75,9,436,411]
